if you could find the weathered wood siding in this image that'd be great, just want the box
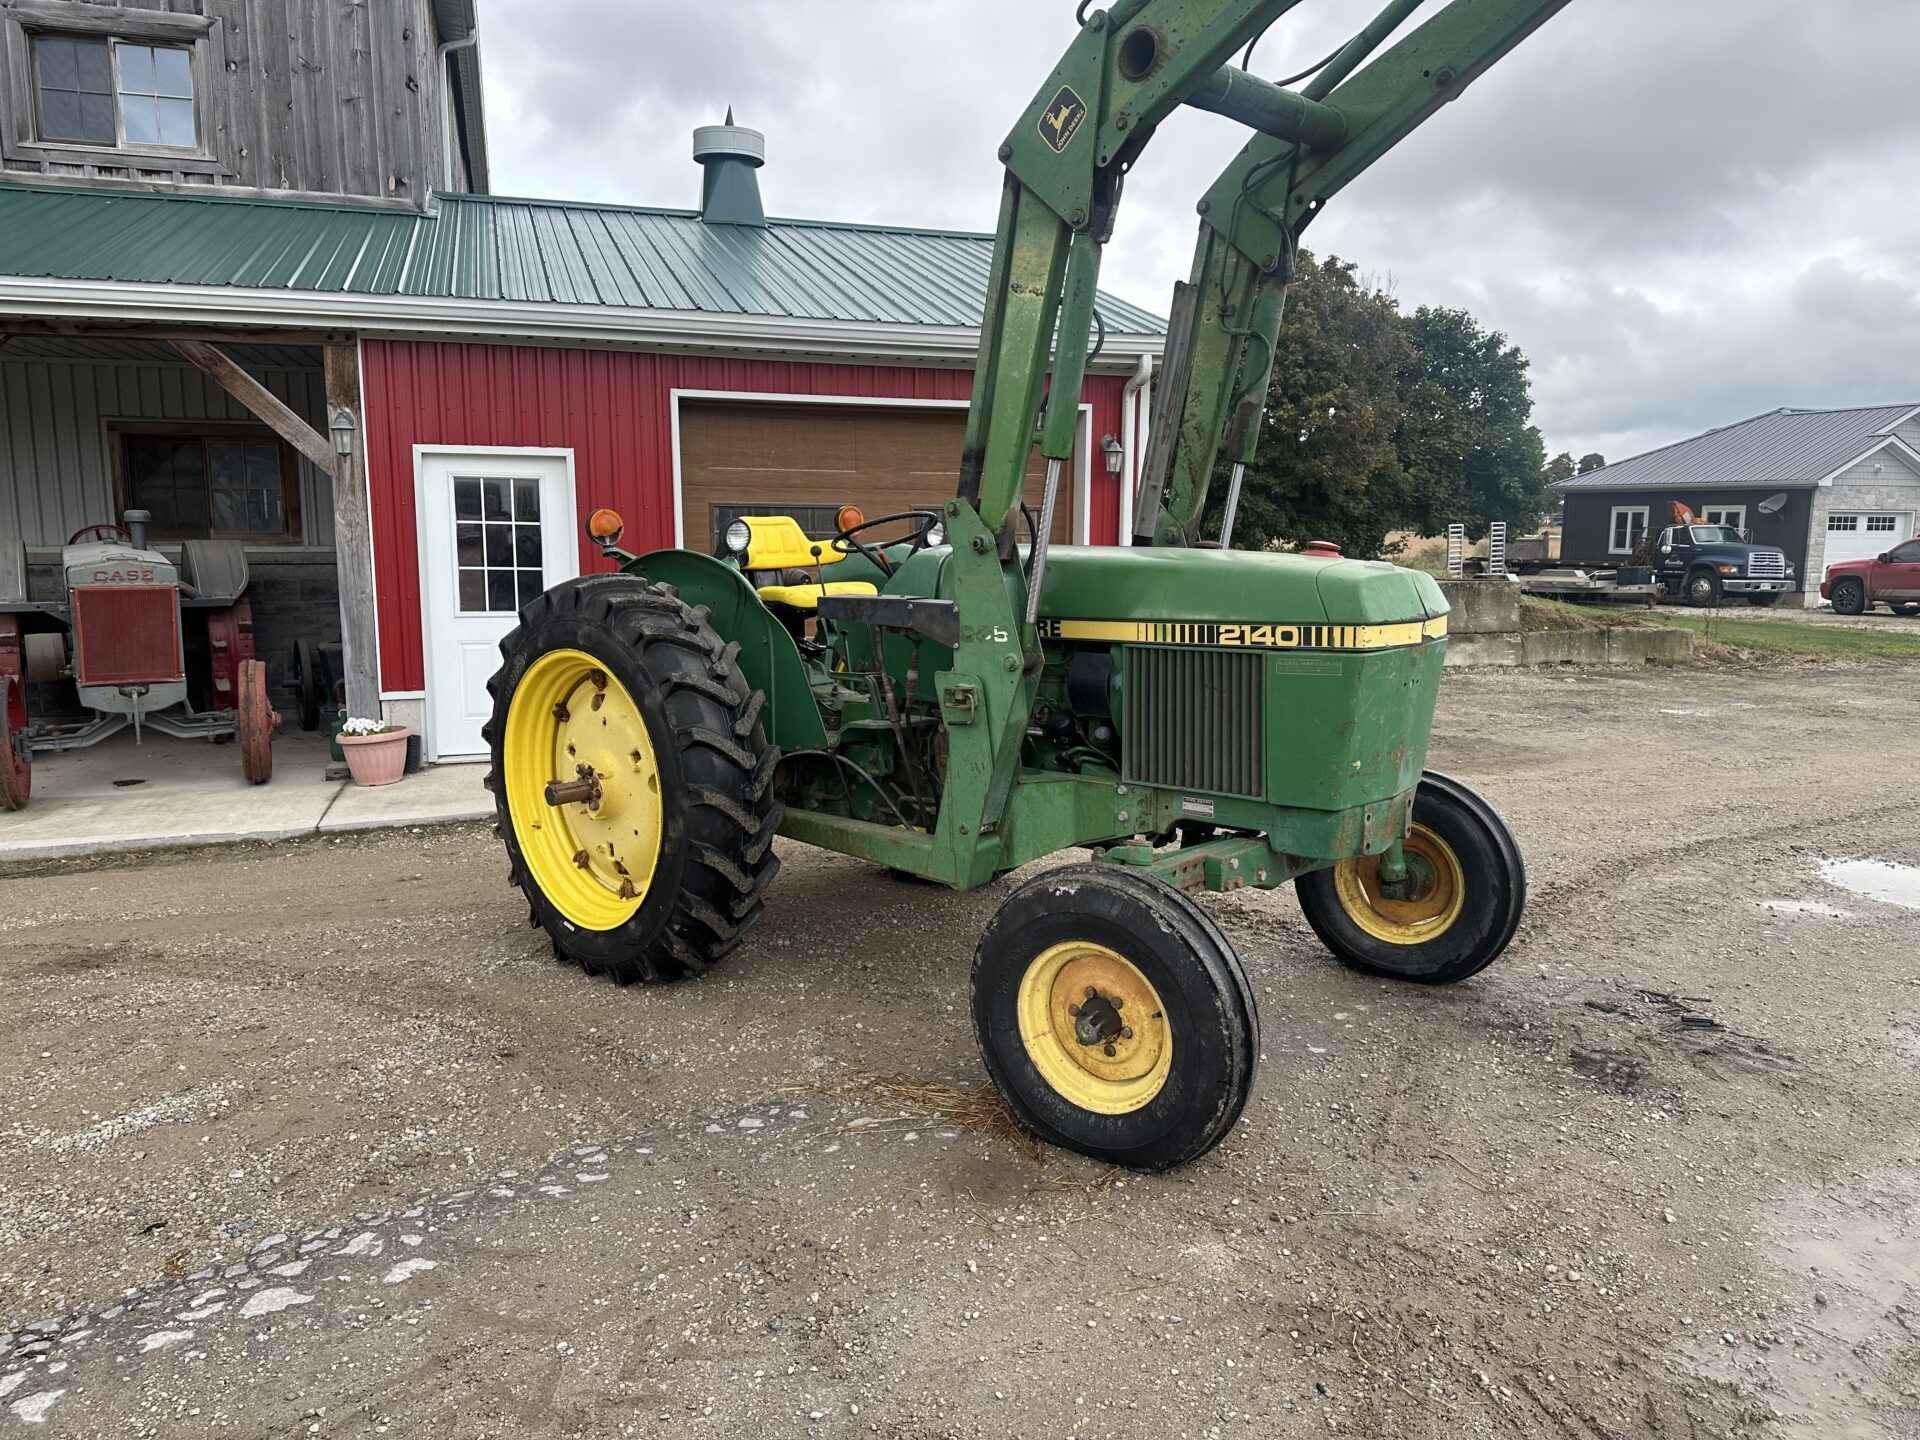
[1,0,445,202]
[0,343,335,547]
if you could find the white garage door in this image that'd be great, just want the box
[1821,512,1912,582]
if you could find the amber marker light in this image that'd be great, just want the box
[586,508,625,546]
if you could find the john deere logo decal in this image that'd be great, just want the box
[1037,86,1088,153]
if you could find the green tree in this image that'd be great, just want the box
[1577,451,1607,474]
[1199,253,1416,558]
[1544,451,1576,485]
[1395,306,1549,541]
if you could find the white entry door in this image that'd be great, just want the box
[417,450,579,760]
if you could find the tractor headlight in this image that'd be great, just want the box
[925,521,946,547]
[724,519,752,557]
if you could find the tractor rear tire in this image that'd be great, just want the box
[238,659,275,785]
[292,638,323,731]
[0,674,30,811]
[486,575,782,985]
[1296,772,1525,986]
[972,864,1260,1172]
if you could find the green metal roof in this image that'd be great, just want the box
[0,184,1166,334]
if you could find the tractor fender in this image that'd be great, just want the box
[179,539,250,603]
[623,549,829,751]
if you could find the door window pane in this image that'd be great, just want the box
[482,478,512,520]
[513,478,541,521]
[34,35,116,144]
[514,525,542,566]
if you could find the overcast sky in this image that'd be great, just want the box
[476,0,1920,462]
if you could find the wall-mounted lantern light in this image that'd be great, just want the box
[330,407,357,458]
[1100,433,1124,476]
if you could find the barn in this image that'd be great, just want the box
[0,117,1165,763]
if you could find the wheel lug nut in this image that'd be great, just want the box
[1120,1026,1132,1039]
[1103,1043,1117,1057]
[1085,986,1099,999]
[1068,1005,1082,1018]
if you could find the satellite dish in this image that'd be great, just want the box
[1757,491,1789,516]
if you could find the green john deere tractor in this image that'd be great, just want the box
[487,0,1563,1171]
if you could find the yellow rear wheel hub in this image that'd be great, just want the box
[504,648,662,931]
[1332,822,1465,946]
[1016,941,1171,1115]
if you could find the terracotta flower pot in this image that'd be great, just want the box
[338,726,410,786]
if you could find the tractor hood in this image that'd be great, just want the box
[1032,545,1447,626]
[64,539,176,591]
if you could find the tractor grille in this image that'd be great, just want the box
[1121,646,1264,799]
[71,585,183,687]
[1748,550,1786,578]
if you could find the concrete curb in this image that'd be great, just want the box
[0,807,491,867]
[1445,625,1696,669]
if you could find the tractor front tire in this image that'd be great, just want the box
[1296,772,1525,986]
[486,575,782,985]
[972,864,1260,1172]
[0,673,30,811]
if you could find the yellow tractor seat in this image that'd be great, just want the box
[756,580,878,611]
[733,514,848,571]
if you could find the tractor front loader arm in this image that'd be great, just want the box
[1132,0,1575,545]
[863,0,1572,877]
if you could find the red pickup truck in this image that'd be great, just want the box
[1822,536,1920,615]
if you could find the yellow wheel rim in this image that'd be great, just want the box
[503,648,663,931]
[1332,823,1465,946]
[1016,941,1172,1115]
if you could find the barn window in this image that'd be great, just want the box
[1608,505,1648,555]
[120,429,301,543]
[31,33,197,151]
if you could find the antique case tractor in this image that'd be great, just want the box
[0,510,276,809]
[485,0,1563,1170]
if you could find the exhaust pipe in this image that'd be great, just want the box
[123,509,150,549]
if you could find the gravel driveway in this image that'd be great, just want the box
[3,663,1917,1439]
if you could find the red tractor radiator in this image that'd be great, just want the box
[71,585,185,688]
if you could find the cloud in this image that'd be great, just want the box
[476,0,1920,459]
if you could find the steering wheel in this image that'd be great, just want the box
[68,523,132,545]
[829,509,945,578]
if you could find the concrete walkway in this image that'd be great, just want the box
[0,730,491,863]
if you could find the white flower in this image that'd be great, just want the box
[341,717,394,736]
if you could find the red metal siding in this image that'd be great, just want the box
[362,340,1128,694]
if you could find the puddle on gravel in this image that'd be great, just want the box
[1818,858,1920,911]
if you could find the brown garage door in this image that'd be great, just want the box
[679,401,1072,553]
